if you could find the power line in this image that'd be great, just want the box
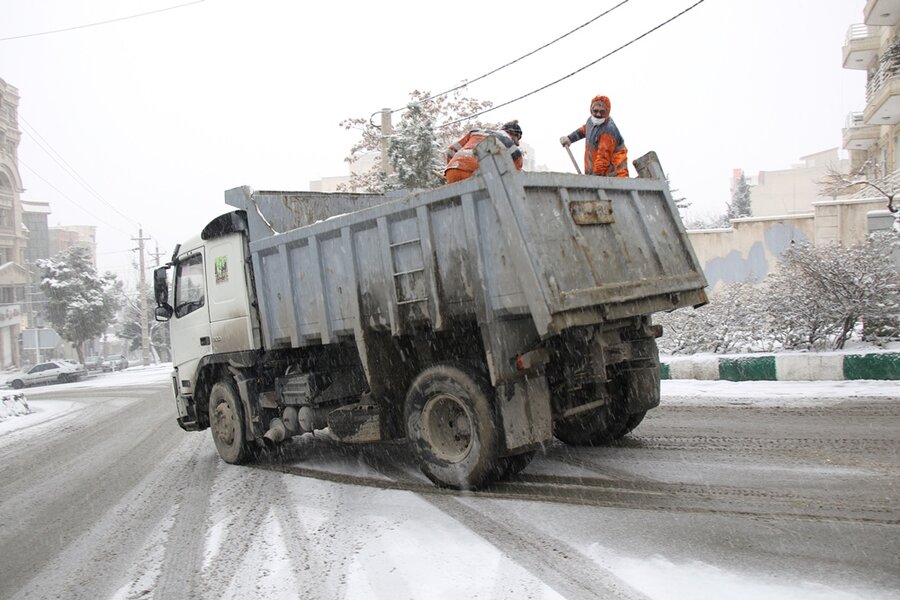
[400,0,631,110]
[19,115,139,229]
[18,114,165,250]
[438,0,708,129]
[18,159,133,237]
[0,0,207,42]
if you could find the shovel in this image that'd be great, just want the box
[565,145,582,174]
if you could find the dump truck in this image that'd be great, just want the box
[153,137,708,489]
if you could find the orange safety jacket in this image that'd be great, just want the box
[564,95,629,177]
[445,129,523,182]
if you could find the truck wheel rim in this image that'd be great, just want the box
[212,401,236,445]
[421,393,473,462]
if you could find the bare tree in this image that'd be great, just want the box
[820,163,898,215]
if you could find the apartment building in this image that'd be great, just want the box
[0,78,28,367]
[842,0,900,177]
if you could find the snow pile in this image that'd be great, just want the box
[0,393,31,421]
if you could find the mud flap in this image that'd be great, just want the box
[619,366,661,415]
[495,374,553,455]
[229,367,265,441]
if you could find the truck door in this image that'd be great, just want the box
[171,248,212,395]
[205,234,256,354]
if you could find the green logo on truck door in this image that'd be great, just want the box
[214,256,228,283]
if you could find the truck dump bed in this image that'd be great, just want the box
[225,137,707,349]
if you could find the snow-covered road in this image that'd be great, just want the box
[0,368,897,599]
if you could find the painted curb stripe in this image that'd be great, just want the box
[661,352,899,381]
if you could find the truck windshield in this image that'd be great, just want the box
[174,253,206,318]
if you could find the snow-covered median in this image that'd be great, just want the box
[0,393,31,420]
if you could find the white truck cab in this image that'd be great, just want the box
[156,216,261,429]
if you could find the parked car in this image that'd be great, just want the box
[6,360,87,389]
[105,355,128,371]
[85,356,109,372]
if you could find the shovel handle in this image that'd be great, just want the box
[565,145,582,174]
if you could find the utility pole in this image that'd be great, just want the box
[380,108,393,177]
[150,243,165,267]
[132,227,151,366]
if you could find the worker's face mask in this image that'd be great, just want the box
[590,115,606,126]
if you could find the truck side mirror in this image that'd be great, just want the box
[155,305,173,322]
[153,266,170,305]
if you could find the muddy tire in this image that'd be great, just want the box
[209,380,250,464]
[405,364,501,490]
[619,410,647,437]
[501,450,536,478]
[553,403,629,446]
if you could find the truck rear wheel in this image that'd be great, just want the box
[553,403,629,446]
[501,450,536,477]
[619,410,647,437]
[405,364,502,490]
[209,380,251,464]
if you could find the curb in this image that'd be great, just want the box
[661,352,899,381]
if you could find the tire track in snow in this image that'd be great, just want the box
[194,463,273,599]
[4,404,196,599]
[357,451,651,600]
[152,442,219,599]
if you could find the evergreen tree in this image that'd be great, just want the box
[37,246,121,364]
[727,172,752,219]
[386,102,444,190]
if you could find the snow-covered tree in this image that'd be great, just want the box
[665,174,691,216]
[340,89,498,193]
[38,246,122,364]
[659,234,899,354]
[682,212,730,230]
[116,289,171,363]
[768,235,899,349]
[386,102,443,190]
[726,172,752,220]
[656,282,769,354]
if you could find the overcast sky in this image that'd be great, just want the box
[0,0,866,285]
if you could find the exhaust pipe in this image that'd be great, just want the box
[263,418,288,447]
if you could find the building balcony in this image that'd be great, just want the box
[843,24,880,69]
[865,0,900,25]
[843,112,881,150]
[865,38,900,124]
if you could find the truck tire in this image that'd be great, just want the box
[405,364,502,490]
[553,403,629,446]
[501,450,536,477]
[209,380,251,464]
[619,410,647,437]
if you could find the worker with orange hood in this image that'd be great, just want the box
[445,120,524,184]
[560,95,628,177]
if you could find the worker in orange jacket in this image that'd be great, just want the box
[560,95,628,177]
[445,120,524,184]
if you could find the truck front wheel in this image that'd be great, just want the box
[209,380,251,464]
[405,364,502,490]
